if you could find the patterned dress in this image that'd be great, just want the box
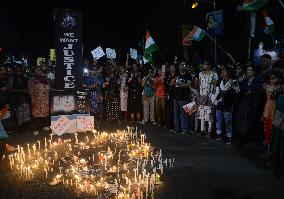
[127,73,142,114]
[83,75,104,114]
[28,77,50,118]
[104,76,120,121]
[198,71,218,122]
[119,73,128,112]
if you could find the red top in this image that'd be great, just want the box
[155,76,166,97]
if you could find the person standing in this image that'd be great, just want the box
[127,63,143,123]
[173,63,191,134]
[103,64,120,123]
[198,61,218,137]
[119,65,128,122]
[166,65,177,130]
[7,65,31,132]
[234,66,264,144]
[28,67,50,135]
[212,67,239,144]
[155,67,167,126]
[141,67,155,124]
[83,66,104,128]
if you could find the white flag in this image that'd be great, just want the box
[91,46,105,60]
[106,48,116,59]
[130,48,137,59]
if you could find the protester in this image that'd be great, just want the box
[173,62,191,134]
[141,67,155,124]
[7,65,31,132]
[83,65,104,128]
[198,60,218,137]
[234,66,264,144]
[103,64,120,123]
[28,67,50,135]
[262,71,284,151]
[270,86,284,162]
[212,67,239,144]
[119,65,128,122]
[127,63,142,123]
[166,65,177,130]
[155,67,167,126]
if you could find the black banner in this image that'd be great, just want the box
[50,90,90,116]
[54,9,83,89]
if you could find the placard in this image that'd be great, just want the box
[77,116,94,131]
[50,115,72,136]
[130,48,137,59]
[106,48,116,59]
[91,46,105,60]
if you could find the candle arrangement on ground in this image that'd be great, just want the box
[7,127,174,199]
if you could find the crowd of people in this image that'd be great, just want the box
[0,52,284,165]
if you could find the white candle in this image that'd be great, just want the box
[17,145,20,153]
[45,137,47,149]
[38,141,40,151]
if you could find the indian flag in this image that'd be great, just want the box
[262,10,274,34]
[242,0,269,11]
[184,26,205,42]
[144,31,158,63]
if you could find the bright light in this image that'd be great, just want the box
[83,68,89,74]
[192,2,198,9]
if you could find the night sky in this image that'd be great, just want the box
[0,0,283,64]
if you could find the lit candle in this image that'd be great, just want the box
[38,141,40,151]
[45,137,47,149]
[17,145,20,154]
[32,144,36,155]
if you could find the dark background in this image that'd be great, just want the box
[0,0,283,65]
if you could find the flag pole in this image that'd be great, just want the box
[204,31,236,65]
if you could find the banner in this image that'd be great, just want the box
[50,115,72,136]
[50,90,90,116]
[206,10,223,36]
[54,9,83,89]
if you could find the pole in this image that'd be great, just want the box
[204,31,236,65]
[213,0,217,66]
[248,37,252,61]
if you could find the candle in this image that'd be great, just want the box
[45,137,47,149]
[50,134,53,143]
[17,145,20,154]
[38,141,40,151]
[32,144,36,155]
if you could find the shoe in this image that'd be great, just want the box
[152,121,157,125]
[181,131,187,135]
[225,137,232,145]
[215,134,222,141]
[43,126,50,131]
[169,129,175,133]
[33,131,39,136]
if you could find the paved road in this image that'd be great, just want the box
[0,122,284,199]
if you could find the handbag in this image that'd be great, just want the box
[198,95,211,106]
[272,110,284,131]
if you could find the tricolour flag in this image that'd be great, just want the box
[183,26,205,43]
[262,10,274,34]
[144,31,158,63]
[241,0,269,11]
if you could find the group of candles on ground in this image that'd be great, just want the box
[7,126,174,199]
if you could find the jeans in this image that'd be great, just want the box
[216,110,232,138]
[0,120,8,140]
[174,100,190,132]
